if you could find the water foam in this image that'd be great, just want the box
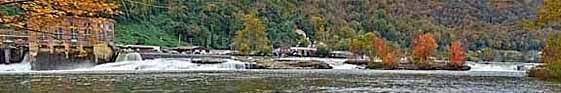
[0,62,31,71]
[0,56,542,72]
[75,58,247,71]
[466,62,541,72]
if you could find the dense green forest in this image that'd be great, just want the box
[114,0,550,52]
[0,0,554,59]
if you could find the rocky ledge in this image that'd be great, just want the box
[345,60,470,71]
[253,59,332,69]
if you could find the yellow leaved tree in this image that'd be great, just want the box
[538,0,561,25]
[531,0,561,81]
[233,12,271,55]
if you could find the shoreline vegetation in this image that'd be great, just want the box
[1,0,560,82]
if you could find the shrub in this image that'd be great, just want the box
[372,37,400,69]
[316,44,331,57]
[481,48,496,62]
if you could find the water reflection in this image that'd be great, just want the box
[0,70,559,93]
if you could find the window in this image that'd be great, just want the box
[71,29,78,40]
[39,33,47,41]
[55,28,64,40]
[85,23,92,37]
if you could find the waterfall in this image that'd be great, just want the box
[115,52,143,62]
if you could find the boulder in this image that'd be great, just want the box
[246,63,268,69]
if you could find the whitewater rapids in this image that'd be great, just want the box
[0,57,542,75]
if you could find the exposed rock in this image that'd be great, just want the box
[344,59,369,65]
[191,58,227,64]
[366,62,471,71]
[253,59,332,69]
[287,61,332,69]
[246,63,268,69]
[527,65,548,78]
[365,62,384,69]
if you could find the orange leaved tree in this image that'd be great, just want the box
[449,40,466,68]
[373,37,399,69]
[411,33,438,68]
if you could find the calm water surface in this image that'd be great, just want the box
[0,70,559,93]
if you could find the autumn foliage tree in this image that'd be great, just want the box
[311,16,328,44]
[541,33,561,80]
[411,33,438,68]
[530,0,561,81]
[373,37,400,69]
[233,12,271,55]
[538,0,561,26]
[449,40,466,68]
[349,32,375,57]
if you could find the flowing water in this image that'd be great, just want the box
[0,58,559,93]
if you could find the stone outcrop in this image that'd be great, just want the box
[254,59,332,69]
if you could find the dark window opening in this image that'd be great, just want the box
[55,28,64,40]
[71,29,78,40]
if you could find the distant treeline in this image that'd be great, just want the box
[6,0,549,53]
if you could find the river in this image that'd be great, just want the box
[0,58,559,93]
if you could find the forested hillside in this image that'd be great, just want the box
[114,0,549,53]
